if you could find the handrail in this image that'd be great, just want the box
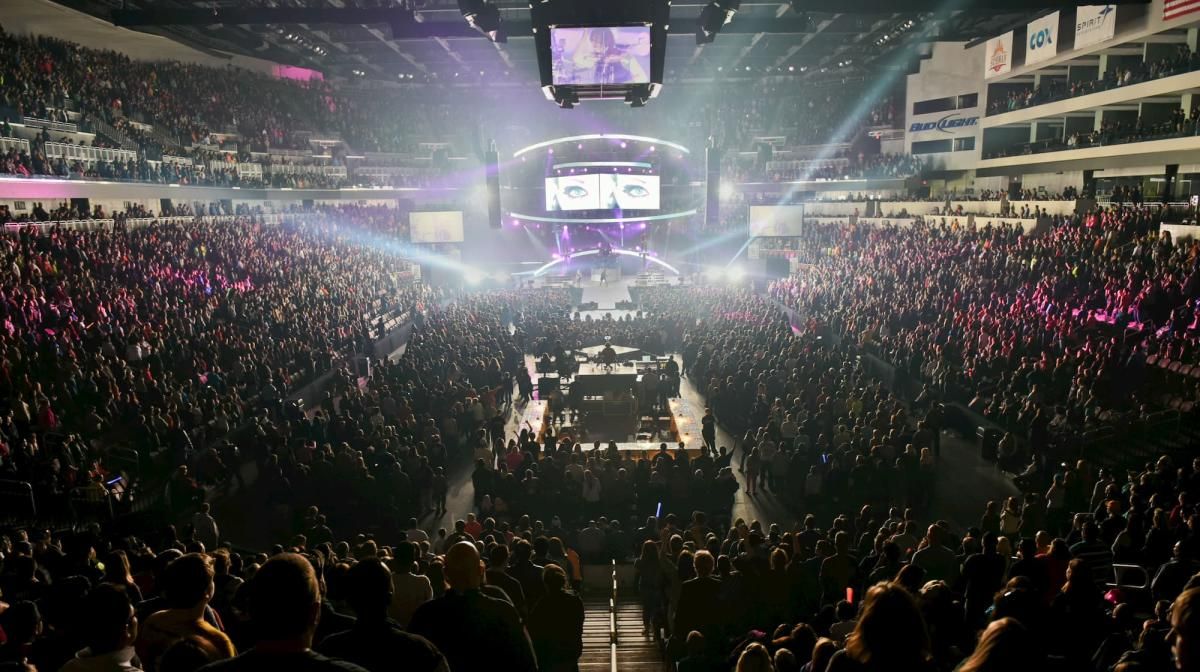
[610,559,618,672]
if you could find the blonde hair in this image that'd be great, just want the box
[735,642,774,672]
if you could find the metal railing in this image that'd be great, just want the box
[22,117,78,134]
[44,142,138,164]
[0,136,30,154]
[609,559,618,672]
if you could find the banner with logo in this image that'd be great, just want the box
[1025,11,1059,65]
[1075,5,1116,48]
[909,113,980,136]
[984,31,1013,79]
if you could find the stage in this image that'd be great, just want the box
[521,374,706,460]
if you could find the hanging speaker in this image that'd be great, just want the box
[485,140,502,229]
[705,141,722,229]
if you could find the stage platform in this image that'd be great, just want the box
[576,344,643,362]
[520,396,705,461]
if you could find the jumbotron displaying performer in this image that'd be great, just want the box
[552,27,650,85]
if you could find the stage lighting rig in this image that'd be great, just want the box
[457,0,505,42]
[696,0,741,45]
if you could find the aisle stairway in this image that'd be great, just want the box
[580,599,614,671]
[577,562,667,672]
[614,600,664,671]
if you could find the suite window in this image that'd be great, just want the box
[913,97,955,116]
[912,139,953,154]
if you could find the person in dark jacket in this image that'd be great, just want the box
[526,564,584,672]
[409,542,537,672]
[316,559,448,672]
[507,539,546,611]
[486,544,528,621]
[672,551,722,659]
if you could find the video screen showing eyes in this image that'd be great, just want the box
[545,175,602,211]
[601,174,660,210]
[544,174,660,212]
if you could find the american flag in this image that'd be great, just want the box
[1165,0,1200,21]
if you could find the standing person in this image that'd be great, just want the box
[671,551,722,660]
[526,565,584,672]
[701,408,717,451]
[431,467,448,517]
[387,543,433,628]
[825,583,934,672]
[1173,587,1200,672]
[745,448,762,496]
[191,504,220,550]
[316,559,448,672]
[138,554,236,672]
[408,542,538,672]
[61,585,140,672]
[954,618,1034,672]
[634,540,664,637]
[198,554,367,672]
[961,532,1006,626]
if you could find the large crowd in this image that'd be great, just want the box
[988,45,1200,115]
[6,12,1200,672]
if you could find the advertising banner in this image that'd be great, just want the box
[1025,12,1059,65]
[984,32,1013,79]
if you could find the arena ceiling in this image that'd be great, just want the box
[52,0,1146,86]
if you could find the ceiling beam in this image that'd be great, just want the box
[109,8,855,37]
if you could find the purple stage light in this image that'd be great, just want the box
[620,142,627,148]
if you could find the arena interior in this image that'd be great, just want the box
[4,0,1200,670]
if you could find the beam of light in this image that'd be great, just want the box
[518,247,681,277]
[675,225,748,258]
[513,134,691,158]
[726,236,756,267]
[506,210,696,224]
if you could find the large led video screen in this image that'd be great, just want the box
[410,211,464,243]
[749,205,805,237]
[545,174,660,211]
[551,26,652,86]
[545,175,602,211]
[601,174,660,210]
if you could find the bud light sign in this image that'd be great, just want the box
[1025,11,1060,65]
[909,113,979,134]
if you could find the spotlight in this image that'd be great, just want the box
[464,269,484,285]
[696,0,741,45]
[456,0,505,43]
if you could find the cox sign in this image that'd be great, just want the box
[1029,28,1053,50]
[909,114,979,134]
[1025,11,1060,65]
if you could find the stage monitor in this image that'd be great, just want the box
[551,26,651,86]
[749,205,805,237]
[410,211,464,243]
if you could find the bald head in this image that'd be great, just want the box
[445,541,484,591]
